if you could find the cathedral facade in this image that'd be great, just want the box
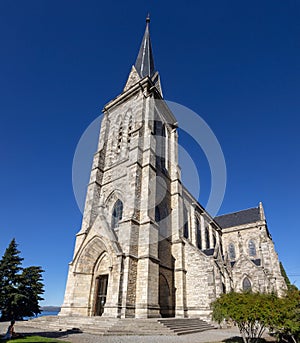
[60,18,286,320]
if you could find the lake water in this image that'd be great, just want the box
[39,311,60,317]
[25,310,60,320]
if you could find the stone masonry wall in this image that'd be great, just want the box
[184,240,218,320]
[222,222,286,294]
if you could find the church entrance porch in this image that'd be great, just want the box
[95,274,109,316]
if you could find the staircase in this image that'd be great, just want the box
[20,316,119,335]
[105,319,175,336]
[20,316,215,336]
[158,318,216,335]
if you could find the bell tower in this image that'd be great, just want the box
[60,16,180,319]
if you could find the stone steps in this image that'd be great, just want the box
[106,319,175,336]
[20,316,118,334]
[20,316,215,336]
[158,318,216,335]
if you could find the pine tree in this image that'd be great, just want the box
[18,266,44,318]
[0,238,24,321]
[0,239,45,321]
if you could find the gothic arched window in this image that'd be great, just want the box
[242,277,252,291]
[117,123,123,152]
[213,234,217,247]
[111,199,123,229]
[183,206,189,239]
[155,206,161,223]
[154,119,167,170]
[127,116,133,144]
[162,124,167,169]
[196,218,201,249]
[154,119,162,136]
[229,243,236,260]
[205,226,210,249]
[248,240,256,256]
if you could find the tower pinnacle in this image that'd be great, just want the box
[134,16,156,78]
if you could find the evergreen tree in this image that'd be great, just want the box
[0,239,45,321]
[18,266,44,318]
[0,238,24,321]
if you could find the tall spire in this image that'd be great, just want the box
[135,15,156,78]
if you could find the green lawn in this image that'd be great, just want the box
[0,335,70,342]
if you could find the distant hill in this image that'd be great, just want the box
[41,306,61,312]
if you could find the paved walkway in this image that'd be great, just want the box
[0,321,243,343]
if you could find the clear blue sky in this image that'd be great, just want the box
[0,1,299,305]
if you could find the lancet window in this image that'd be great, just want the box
[111,199,123,229]
[196,217,201,249]
[205,226,210,249]
[183,206,189,239]
[117,123,123,153]
[228,243,236,260]
[248,239,256,256]
[242,277,252,291]
[155,206,161,223]
[127,116,133,145]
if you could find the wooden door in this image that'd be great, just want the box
[95,274,108,316]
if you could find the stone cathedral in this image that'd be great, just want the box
[60,18,286,320]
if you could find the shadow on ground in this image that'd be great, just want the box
[223,337,275,343]
[222,337,244,343]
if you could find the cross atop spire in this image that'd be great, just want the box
[134,15,156,78]
[146,13,150,23]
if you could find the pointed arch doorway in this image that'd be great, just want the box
[95,274,109,316]
[159,273,175,317]
[92,251,111,317]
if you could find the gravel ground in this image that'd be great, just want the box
[0,321,243,343]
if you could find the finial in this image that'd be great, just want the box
[146,13,150,24]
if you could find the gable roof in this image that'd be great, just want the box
[215,207,261,229]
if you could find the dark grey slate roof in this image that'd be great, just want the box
[135,16,156,78]
[215,207,261,229]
